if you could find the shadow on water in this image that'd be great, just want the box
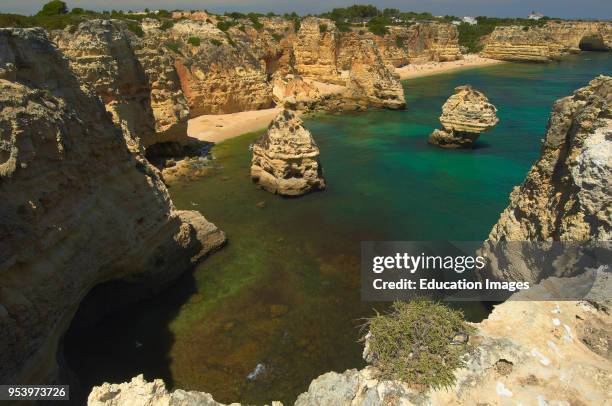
[62,270,198,403]
[62,52,611,405]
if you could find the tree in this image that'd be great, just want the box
[37,0,68,16]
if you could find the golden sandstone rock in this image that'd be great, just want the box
[482,76,611,283]
[481,21,611,62]
[0,27,225,385]
[251,110,325,196]
[428,85,499,148]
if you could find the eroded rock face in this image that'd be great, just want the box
[295,294,612,406]
[482,75,611,283]
[251,110,325,196]
[293,19,406,110]
[481,22,611,62]
[294,18,341,84]
[373,23,463,67]
[0,28,225,386]
[342,37,406,110]
[272,74,323,111]
[88,374,285,406]
[170,20,274,116]
[428,85,499,148]
[50,20,190,151]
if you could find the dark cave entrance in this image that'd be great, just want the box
[578,34,609,52]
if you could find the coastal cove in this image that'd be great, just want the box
[64,53,612,405]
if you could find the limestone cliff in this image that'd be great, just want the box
[481,21,611,62]
[482,75,611,283]
[50,20,190,152]
[481,26,566,62]
[295,291,611,405]
[294,18,341,84]
[251,110,325,196]
[343,38,406,110]
[545,21,612,52]
[428,85,499,148]
[293,20,405,111]
[169,19,274,116]
[371,23,463,67]
[272,74,323,111]
[0,27,225,386]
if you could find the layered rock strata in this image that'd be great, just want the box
[169,19,274,116]
[0,27,225,386]
[481,21,612,62]
[50,20,190,152]
[428,85,499,148]
[482,75,611,283]
[272,74,323,111]
[370,23,463,67]
[88,77,611,406]
[251,110,325,196]
[293,18,341,84]
[48,16,436,117]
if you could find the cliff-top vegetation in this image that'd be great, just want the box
[0,1,563,53]
[363,299,475,389]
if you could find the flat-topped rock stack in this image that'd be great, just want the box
[428,85,499,148]
[251,109,325,196]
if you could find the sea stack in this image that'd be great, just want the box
[251,109,326,196]
[428,85,499,148]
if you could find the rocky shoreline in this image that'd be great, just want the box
[0,6,610,405]
[86,76,612,405]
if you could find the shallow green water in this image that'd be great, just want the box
[65,53,611,405]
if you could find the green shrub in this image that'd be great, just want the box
[71,7,84,15]
[126,21,144,37]
[210,38,222,46]
[367,16,390,36]
[271,33,282,42]
[249,14,263,30]
[159,20,174,30]
[216,20,235,32]
[293,18,300,33]
[319,23,328,33]
[238,24,246,32]
[395,36,406,48]
[363,299,474,389]
[0,13,32,28]
[165,41,181,53]
[335,20,351,32]
[187,36,201,46]
[37,0,68,16]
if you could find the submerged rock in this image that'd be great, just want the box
[251,110,326,196]
[428,85,499,148]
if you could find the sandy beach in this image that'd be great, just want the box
[188,107,283,143]
[395,55,505,80]
[188,56,505,143]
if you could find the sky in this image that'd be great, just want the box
[1,0,611,20]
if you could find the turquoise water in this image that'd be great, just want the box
[65,53,611,405]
